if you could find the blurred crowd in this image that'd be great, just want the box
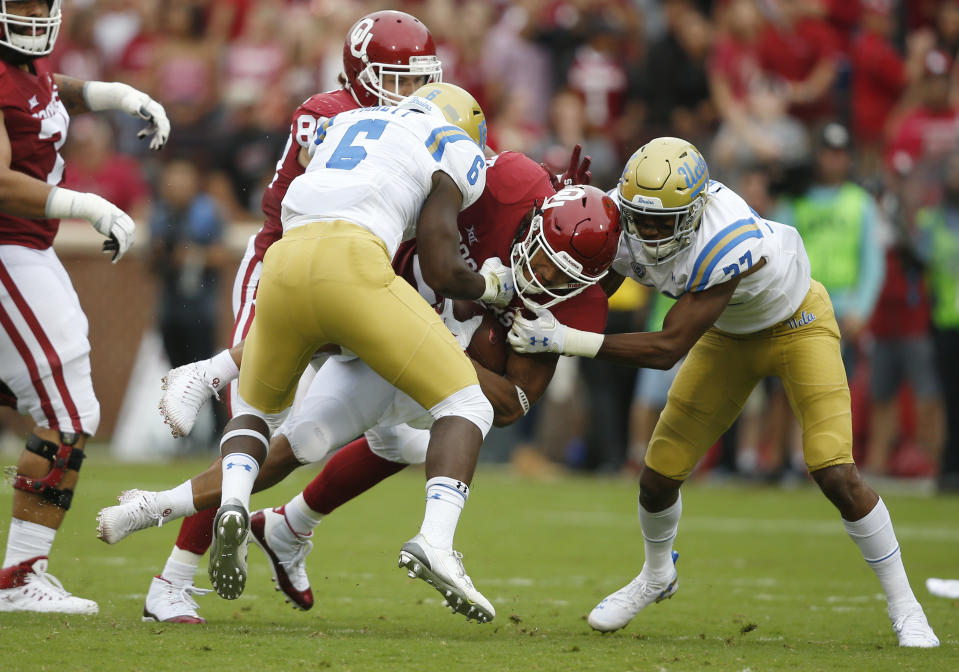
[49,0,959,489]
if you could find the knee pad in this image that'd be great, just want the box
[12,433,85,510]
[366,424,430,464]
[233,391,289,435]
[428,384,493,438]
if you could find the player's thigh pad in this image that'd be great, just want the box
[295,221,480,411]
[645,329,760,480]
[0,246,98,435]
[366,423,430,464]
[773,282,853,472]
[278,356,398,464]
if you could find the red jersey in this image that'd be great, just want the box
[394,151,609,334]
[850,32,906,144]
[255,87,358,260]
[0,58,69,249]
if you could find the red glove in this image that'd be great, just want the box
[544,144,593,190]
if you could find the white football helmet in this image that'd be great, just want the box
[0,0,61,57]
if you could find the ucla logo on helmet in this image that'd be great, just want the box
[676,152,708,191]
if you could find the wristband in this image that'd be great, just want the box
[563,328,604,358]
[514,385,530,416]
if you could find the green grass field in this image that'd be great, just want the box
[0,454,956,671]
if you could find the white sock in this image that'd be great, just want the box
[155,481,197,523]
[207,349,239,392]
[283,493,324,537]
[3,518,56,567]
[161,550,201,586]
[843,498,917,615]
[418,476,469,550]
[220,452,259,511]
[639,493,682,577]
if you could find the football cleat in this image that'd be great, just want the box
[891,604,939,648]
[398,533,495,623]
[209,499,250,600]
[0,557,98,614]
[142,575,211,624]
[587,550,679,632]
[249,508,314,610]
[159,361,219,438]
[96,489,173,544]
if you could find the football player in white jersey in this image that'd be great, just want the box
[508,137,939,648]
[205,83,509,624]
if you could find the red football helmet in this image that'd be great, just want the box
[342,10,442,107]
[0,0,62,57]
[511,185,622,309]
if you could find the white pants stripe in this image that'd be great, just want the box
[226,235,263,415]
[0,245,99,435]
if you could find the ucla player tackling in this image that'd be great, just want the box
[508,136,939,648]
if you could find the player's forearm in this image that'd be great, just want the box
[472,362,527,427]
[595,331,685,370]
[52,74,89,115]
[0,169,53,218]
[423,257,486,300]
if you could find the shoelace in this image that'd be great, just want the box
[27,568,73,599]
[280,537,314,577]
[892,609,927,636]
[118,490,166,529]
[169,583,212,611]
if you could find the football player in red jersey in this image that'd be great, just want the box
[96,153,618,622]
[0,0,170,614]
[113,10,444,624]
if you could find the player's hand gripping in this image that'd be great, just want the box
[83,81,170,150]
[508,307,568,354]
[543,144,593,191]
[478,257,515,306]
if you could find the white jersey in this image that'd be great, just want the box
[281,106,487,258]
[612,181,811,334]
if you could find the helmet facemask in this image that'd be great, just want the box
[620,191,706,265]
[510,212,603,310]
[0,0,61,57]
[356,55,442,106]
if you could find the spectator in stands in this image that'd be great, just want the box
[915,154,959,493]
[774,122,885,378]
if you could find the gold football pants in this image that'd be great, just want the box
[238,220,478,415]
[646,280,853,480]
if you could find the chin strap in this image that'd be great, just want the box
[12,433,86,510]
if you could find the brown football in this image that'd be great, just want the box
[454,300,509,375]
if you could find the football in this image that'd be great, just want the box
[455,300,509,374]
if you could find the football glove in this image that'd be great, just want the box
[478,257,515,306]
[543,143,593,190]
[46,187,136,263]
[508,307,604,358]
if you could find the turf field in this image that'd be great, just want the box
[1,454,956,671]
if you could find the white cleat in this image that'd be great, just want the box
[159,361,219,438]
[250,508,314,610]
[0,557,98,614]
[398,533,495,623]
[209,499,250,600]
[892,604,939,648]
[588,551,679,632]
[96,489,172,544]
[142,575,211,624]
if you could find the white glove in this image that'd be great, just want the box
[508,308,567,354]
[438,299,484,349]
[508,307,605,358]
[46,187,136,262]
[478,257,515,306]
[83,81,171,150]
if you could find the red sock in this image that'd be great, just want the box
[174,508,216,555]
[303,437,407,515]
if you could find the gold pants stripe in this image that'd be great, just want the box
[239,220,478,414]
[646,280,853,480]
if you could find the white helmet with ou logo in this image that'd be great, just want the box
[0,0,62,57]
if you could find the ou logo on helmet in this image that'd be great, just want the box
[542,186,587,210]
[350,18,374,58]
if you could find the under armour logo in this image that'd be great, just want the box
[428,493,442,500]
[225,461,252,472]
[529,336,549,347]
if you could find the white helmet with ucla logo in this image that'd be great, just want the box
[618,137,709,264]
[0,0,62,57]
